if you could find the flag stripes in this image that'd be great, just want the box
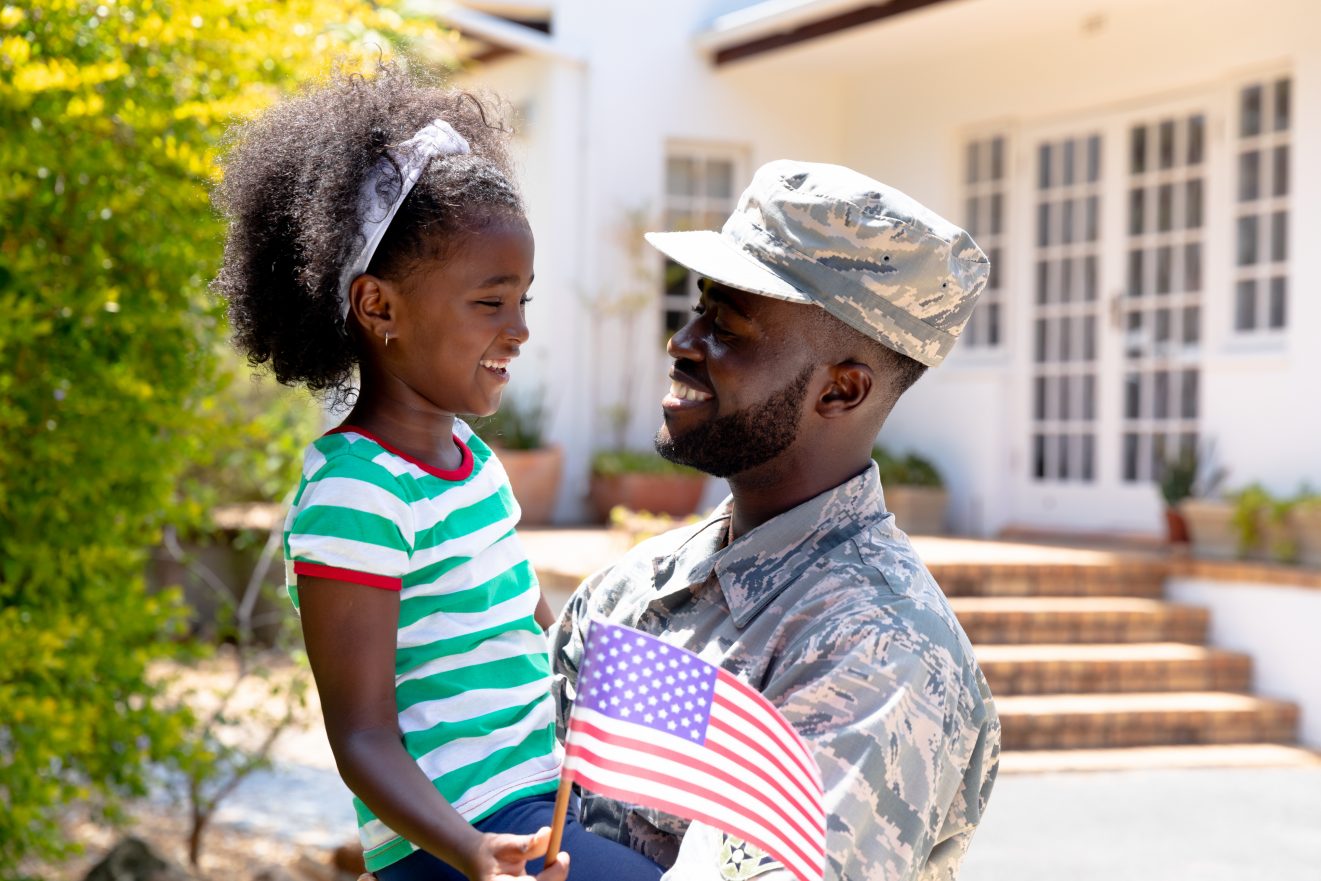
[568,712,824,848]
[565,706,825,881]
[564,726,822,881]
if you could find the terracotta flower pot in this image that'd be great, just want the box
[885,485,948,535]
[494,444,564,526]
[1288,505,1321,568]
[588,472,706,523]
[1179,499,1238,559]
[1164,506,1190,544]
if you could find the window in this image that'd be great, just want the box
[1121,114,1206,483]
[661,147,743,336]
[1030,133,1102,483]
[962,135,1008,348]
[1233,77,1291,333]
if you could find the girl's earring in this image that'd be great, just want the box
[384,332,392,347]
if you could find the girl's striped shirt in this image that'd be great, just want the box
[283,421,561,871]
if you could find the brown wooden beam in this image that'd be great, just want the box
[713,0,960,66]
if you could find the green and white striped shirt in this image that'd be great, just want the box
[284,421,561,871]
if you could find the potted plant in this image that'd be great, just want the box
[1229,484,1303,564]
[473,395,563,526]
[1287,488,1321,568]
[1158,451,1198,544]
[872,446,948,535]
[588,450,706,523]
[1170,444,1233,558]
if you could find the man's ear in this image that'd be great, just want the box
[348,274,397,346]
[816,361,874,418]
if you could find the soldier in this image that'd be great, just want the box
[550,160,1001,881]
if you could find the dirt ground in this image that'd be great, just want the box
[23,651,355,881]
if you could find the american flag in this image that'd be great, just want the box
[562,620,826,881]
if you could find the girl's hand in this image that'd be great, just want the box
[467,827,570,881]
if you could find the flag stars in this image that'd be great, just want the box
[667,721,677,731]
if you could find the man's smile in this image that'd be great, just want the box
[663,369,714,410]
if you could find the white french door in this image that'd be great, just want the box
[1008,95,1214,534]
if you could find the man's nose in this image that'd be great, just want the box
[666,315,702,361]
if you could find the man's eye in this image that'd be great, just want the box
[520,294,534,306]
[477,300,502,308]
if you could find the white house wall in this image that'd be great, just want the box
[463,0,851,520]
[720,0,1321,535]
[460,0,1318,529]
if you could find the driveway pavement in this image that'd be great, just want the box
[960,765,1321,881]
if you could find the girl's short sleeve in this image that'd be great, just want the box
[286,456,415,591]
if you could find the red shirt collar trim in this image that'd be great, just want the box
[327,424,475,481]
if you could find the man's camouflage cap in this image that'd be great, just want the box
[645,159,990,368]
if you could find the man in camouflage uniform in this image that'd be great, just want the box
[549,160,1000,881]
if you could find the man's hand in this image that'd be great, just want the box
[462,827,570,881]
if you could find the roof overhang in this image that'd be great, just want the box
[405,0,582,66]
[699,0,964,66]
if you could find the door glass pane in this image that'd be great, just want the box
[1241,84,1263,136]
[1271,211,1288,262]
[1184,243,1202,291]
[1273,145,1289,196]
[1130,126,1146,174]
[1185,179,1203,228]
[1274,79,1291,132]
[1158,120,1176,169]
[1237,216,1259,266]
[1129,187,1145,235]
[1238,151,1260,201]
[1235,280,1257,330]
[1269,277,1287,329]
[1188,114,1205,164]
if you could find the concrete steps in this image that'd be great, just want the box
[947,561,1304,763]
[933,563,1166,598]
[951,597,1208,644]
[995,691,1299,750]
[975,642,1252,695]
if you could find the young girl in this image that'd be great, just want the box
[213,65,663,881]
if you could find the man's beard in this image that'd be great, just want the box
[655,366,814,478]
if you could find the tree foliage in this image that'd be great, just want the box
[0,0,436,870]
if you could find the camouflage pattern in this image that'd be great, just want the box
[549,465,1001,881]
[644,160,990,368]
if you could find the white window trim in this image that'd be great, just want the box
[660,141,748,335]
[1227,70,1292,346]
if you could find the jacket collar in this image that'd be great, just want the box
[648,463,891,628]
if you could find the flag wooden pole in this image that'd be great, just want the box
[545,772,573,864]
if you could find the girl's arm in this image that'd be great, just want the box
[298,575,568,881]
[534,591,556,630]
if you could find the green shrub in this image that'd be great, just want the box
[1229,484,1296,562]
[871,446,944,488]
[471,393,549,451]
[591,449,703,477]
[0,1,430,871]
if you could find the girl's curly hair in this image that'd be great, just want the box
[212,62,524,403]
